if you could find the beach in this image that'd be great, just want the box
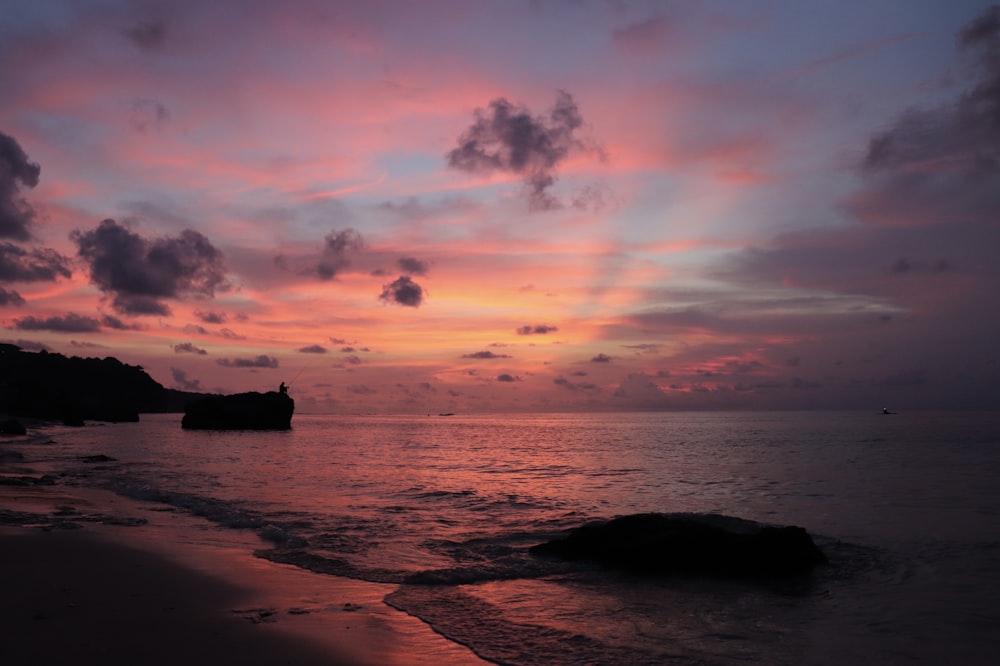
[4,411,999,665]
[0,443,487,666]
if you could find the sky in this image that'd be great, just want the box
[1,0,998,413]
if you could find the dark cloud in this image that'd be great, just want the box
[130,97,170,133]
[516,324,558,335]
[70,340,107,349]
[298,344,327,354]
[101,315,143,331]
[72,219,228,316]
[379,275,424,307]
[0,242,71,282]
[216,355,279,368]
[496,373,521,382]
[194,310,226,324]
[612,16,674,56]
[462,351,511,359]
[13,313,102,333]
[0,131,41,241]
[725,360,765,374]
[888,257,953,274]
[316,228,363,279]
[622,343,662,353]
[857,7,1000,227]
[447,90,587,210]
[123,19,168,50]
[553,376,598,391]
[171,367,202,391]
[219,328,245,340]
[0,287,24,306]
[398,256,428,275]
[183,324,208,335]
[174,342,207,355]
[591,353,613,363]
[2,338,50,352]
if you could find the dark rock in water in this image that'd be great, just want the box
[181,391,294,430]
[530,512,827,578]
[81,454,117,463]
[0,418,27,435]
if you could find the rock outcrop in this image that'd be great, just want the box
[0,418,27,435]
[530,512,827,578]
[0,343,209,423]
[181,391,294,430]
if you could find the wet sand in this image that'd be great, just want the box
[1,527,370,666]
[0,440,487,666]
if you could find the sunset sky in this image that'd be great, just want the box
[2,1,998,413]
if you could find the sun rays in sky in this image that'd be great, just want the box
[2,1,998,412]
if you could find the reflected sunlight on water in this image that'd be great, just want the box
[33,410,1000,665]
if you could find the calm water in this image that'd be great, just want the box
[16,411,1000,664]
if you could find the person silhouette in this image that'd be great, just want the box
[279,382,288,395]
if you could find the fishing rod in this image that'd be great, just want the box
[287,363,308,388]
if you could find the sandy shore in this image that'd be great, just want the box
[0,435,487,666]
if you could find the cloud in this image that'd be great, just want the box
[0,242,72,282]
[216,355,279,368]
[516,324,558,335]
[316,228,363,279]
[130,97,170,133]
[0,131,41,241]
[447,90,588,210]
[0,287,25,306]
[496,373,521,382]
[553,376,599,391]
[101,315,143,330]
[123,18,168,51]
[379,275,424,307]
[855,6,1000,228]
[462,350,511,359]
[612,16,674,56]
[174,342,207,355]
[398,256,428,275]
[298,344,327,353]
[194,310,226,324]
[591,353,613,363]
[70,340,107,349]
[72,219,228,316]
[171,367,203,391]
[13,313,102,333]
[888,257,952,274]
[1,338,50,352]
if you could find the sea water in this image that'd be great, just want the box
[14,410,1000,664]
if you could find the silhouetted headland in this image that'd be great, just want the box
[0,418,27,435]
[530,512,827,578]
[0,344,209,425]
[181,391,294,430]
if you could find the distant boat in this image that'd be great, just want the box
[881,407,896,415]
[182,390,294,430]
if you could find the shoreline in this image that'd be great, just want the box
[0,434,487,666]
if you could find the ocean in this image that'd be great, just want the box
[11,410,1000,664]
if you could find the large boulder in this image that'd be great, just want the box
[181,391,294,430]
[530,512,827,578]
